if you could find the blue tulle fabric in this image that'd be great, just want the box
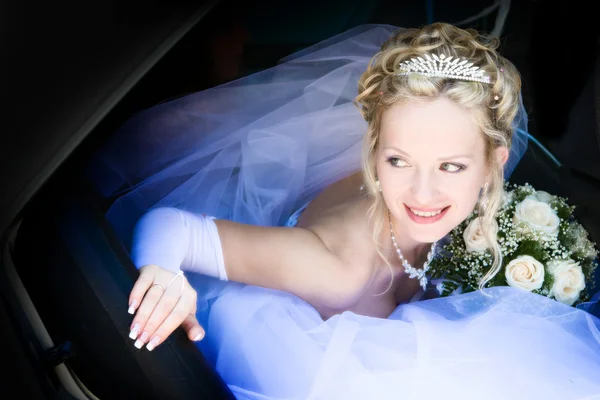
[87,24,600,399]
[190,282,600,400]
[88,24,528,250]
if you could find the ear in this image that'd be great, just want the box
[485,146,510,182]
[495,146,510,167]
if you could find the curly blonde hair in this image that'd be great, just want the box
[355,22,522,290]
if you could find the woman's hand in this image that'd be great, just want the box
[127,264,204,351]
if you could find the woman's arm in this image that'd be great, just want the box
[215,218,365,306]
[131,207,364,304]
[131,207,228,281]
[126,207,365,351]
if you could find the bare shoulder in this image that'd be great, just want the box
[296,171,375,271]
[215,170,376,309]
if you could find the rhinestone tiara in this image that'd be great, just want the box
[397,53,491,84]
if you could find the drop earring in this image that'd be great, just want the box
[376,180,382,192]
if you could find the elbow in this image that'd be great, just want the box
[133,207,187,239]
[136,207,184,226]
[130,207,188,270]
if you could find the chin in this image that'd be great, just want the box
[406,228,450,244]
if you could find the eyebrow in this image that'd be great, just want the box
[382,146,474,161]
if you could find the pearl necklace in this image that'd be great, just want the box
[388,210,437,291]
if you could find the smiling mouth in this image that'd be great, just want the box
[407,207,444,217]
[404,204,450,224]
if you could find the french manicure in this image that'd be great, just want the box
[129,323,141,340]
[192,332,204,341]
[146,336,160,351]
[134,331,149,349]
[128,299,138,315]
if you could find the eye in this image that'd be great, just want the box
[388,157,409,168]
[440,162,466,173]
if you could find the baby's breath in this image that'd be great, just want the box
[428,183,599,307]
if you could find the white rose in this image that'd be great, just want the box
[547,259,586,306]
[505,255,545,292]
[463,217,498,253]
[513,197,560,236]
[534,190,555,203]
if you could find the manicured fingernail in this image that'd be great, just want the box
[134,331,149,349]
[129,323,140,340]
[192,329,205,341]
[146,336,160,351]
[192,332,204,341]
[128,299,138,315]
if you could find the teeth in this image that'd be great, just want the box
[409,208,443,217]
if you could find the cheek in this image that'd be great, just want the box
[377,167,406,198]
[375,159,387,179]
[448,178,482,216]
[376,161,393,185]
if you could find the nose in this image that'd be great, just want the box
[409,169,437,206]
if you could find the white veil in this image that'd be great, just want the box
[86,24,529,249]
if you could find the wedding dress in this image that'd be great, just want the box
[87,24,600,400]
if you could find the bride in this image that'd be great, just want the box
[89,22,600,399]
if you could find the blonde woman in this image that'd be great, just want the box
[93,22,600,399]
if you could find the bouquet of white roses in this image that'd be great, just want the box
[429,182,599,306]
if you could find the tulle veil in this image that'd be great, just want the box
[87,23,529,251]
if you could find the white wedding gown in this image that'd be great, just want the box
[192,282,600,400]
[87,24,600,399]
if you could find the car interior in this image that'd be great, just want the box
[3,1,600,399]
